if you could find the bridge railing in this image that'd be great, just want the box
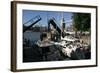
[23,15,41,26]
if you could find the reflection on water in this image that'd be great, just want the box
[23,31,40,42]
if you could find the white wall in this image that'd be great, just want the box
[0,0,99,73]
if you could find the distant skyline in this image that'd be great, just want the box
[23,10,73,27]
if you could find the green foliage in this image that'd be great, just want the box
[72,13,91,31]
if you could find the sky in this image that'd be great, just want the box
[23,10,73,27]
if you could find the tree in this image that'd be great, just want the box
[72,13,91,37]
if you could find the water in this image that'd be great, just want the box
[23,31,41,42]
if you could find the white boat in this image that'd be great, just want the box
[61,36,79,42]
[61,44,78,57]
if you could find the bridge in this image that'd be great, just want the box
[23,15,42,32]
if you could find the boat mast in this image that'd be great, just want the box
[61,12,66,37]
[61,12,63,38]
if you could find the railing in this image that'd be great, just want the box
[23,15,41,26]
